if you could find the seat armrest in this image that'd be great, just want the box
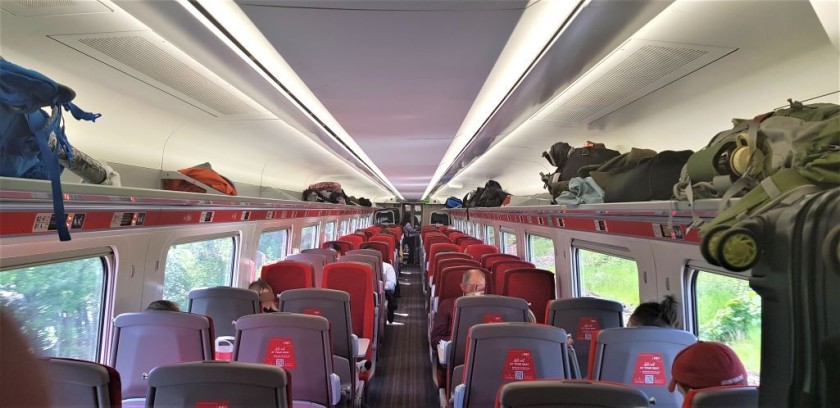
[356,338,370,358]
[433,296,439,312]
[453,384,466,408]
[351,334,359,359]
[437,340,451,365]
[330,373,341,406]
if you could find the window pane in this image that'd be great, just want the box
[576,248,639,325]
[351,218,358,232]
[502,232,517,256]
[528,235,556,272]
[474,223,483,240]
[695,271,761,385]
[340,220,348,236]
[164,237,234,311]
[258,229,288,272]
[300,225,319,250]
[0,257,106,360]
[324,222,336,242]
[486,226,495,245]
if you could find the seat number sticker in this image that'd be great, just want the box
[303,308,322,316]
[482,313,503,323]
[264,338,296,369]
[576,317,600,340]
[196,402,229,408]
[632,352,666,385]
[502,349,536,381]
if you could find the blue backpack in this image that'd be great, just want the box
[0,59,101,241]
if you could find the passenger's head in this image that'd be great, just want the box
[628,295,680,328]
[669,341,748,394]
[249,279,276,307]
[460,269,486,297]
[328,242,342,252]
[146,300,180,312]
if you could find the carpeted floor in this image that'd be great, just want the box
[364,265,440,407]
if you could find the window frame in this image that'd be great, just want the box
[163,233,239,293]
[324,221,337,242]
[500,229,518,255]
[258,227,290,266]
[485,225,496,245]
[526,233,556,272]
[571,241,637,299]
[300,223,320,250]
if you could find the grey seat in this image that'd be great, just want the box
[234,313,341,407]
[44,358,122,407]
[445,296,531,397]
[496,379,650,408]
[592,327,697,408]
[188,286,260,337]
[302,248,338,263]
[453,323,571,408]
[685,386,758,407]
[345,248,383,266]
[279,288,361,405]
[146,361,290,407]
[287,253,328,287]
[546,297,624,378]
[110,311,213,402]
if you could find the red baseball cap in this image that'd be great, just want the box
[668,341,748,392]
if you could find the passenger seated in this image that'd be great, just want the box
[146,300,180,312]
[628,295,680,328]
[431,269,486,347]
[669,341,748,395]
[248,279,278,313]
[383,261,398,323]
[328,242,342,252]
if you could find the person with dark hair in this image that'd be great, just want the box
[328,242,342,253]
[628,295,681,328]
[146,299,180,312]
[249,279,278,313]
[669,341,748,395]
[403,220,419,265]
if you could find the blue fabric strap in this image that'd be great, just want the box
[25,108,71,241]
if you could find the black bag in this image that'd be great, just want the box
[603,150,693,202]
[462,187,484,208]
[476,180,510,207]
[358,197,372,207]
[558,144,621,182]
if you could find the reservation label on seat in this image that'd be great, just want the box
[576,317,600,340]
[264,338,296,369]
[303,308,322,316]
[196,401,229,408]
[502,349,536,381]
[482,313,503,323]
[632,352,666,385]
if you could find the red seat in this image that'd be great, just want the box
[482,253,521,270]
[424,236,450,261]
[448,233,469,244]
[321,240,352,255]
[465,244,498,262]
[502,268,556,323]
[360,241,390,265]
[438,266,490,306]
[322,262,376,378]
[261,260,315,295]
[434,258,480,292]
[427,243,461,282]
[458,238,483,251]
[369,235,396,264]
[491,260,535,294]
[431,253,473,287]
[337,234,365,250]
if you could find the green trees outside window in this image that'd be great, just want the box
[163,237,234,311]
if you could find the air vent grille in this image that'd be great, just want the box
[1,0,110,16]
[534,40,736,125]
[15,0,77,8]
[78,35,257,116]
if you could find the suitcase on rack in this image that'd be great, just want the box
[747,187,840,407]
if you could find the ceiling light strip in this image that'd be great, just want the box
[180,0,403,200]
[422,0,588,200]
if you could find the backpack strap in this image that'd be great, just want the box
[25,107,70,241]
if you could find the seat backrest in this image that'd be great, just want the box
[279,288,354,365]
[459,238,484,251]
[337,234,365,250]
[439,266,490,304]
[424,235,451,260]
[492,260,535,294]
[428,243,462,278]
[340,255,382,291]
[45,357,122,408]
[460,323,570,408]
[146,361,291,408]
[464,244,498,262]
[592,327,698,408]
[496,379,649,408]
[322,262,375,344]
[346,248,383,265]
[234,313,334,406]
[302,248,338,263]
[451,235,472,244]
[501,268,556,324]
[110,311,212,399]
[481,253,520,269]
[432,253,477,287]
[369,235,396,263]
[261,260,316,293]
[685,386,759,408]
[434,258,480,291]
[546,297,624,378]
[188,287,260,337]
[322,240,352,255]
[360,241,391,265]
[448,296,530,393]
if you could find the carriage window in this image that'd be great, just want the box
[340,220,348,236]
[351,218,358,232]
[324,221,336,242]
[694,270,761,385]
[486,226,495,245]
[575,248,639,325]
[300,225,319,250]
[258,229,288,272]
[501,231,518,256]
[474,223,483,240]
[0,256,107,361]
[164,237,235,311]
[528,234,556,272]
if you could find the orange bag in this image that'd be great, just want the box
[163,163,237,196]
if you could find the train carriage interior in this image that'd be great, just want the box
[1,0,838,407]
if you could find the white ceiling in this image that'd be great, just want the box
[236,0,528,199]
